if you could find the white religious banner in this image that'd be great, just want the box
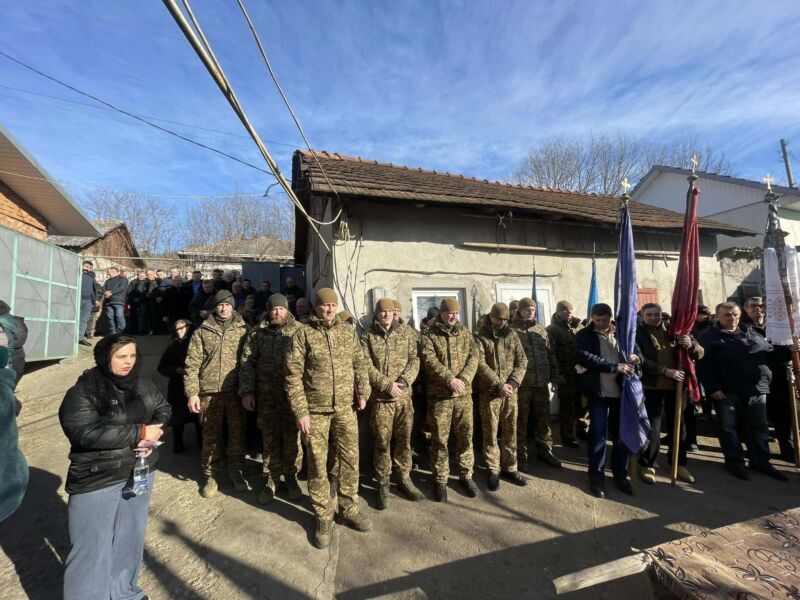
[765,245,800,345]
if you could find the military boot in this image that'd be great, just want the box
[377,483,390,510]
[338,511,373,532]
[539,450,562,469]
[398,478,424,501]
[200,475,218,498]
[229,469,250,492]
[487,472,500,491]
[501,470,528,487]
[258,478,276,505]
[459,477,478,498]
[313,519,333,549]
[434,482,448,502]
[286,476,303,500]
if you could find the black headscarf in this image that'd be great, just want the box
[88,334,147,423]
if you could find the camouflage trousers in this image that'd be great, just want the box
[200,392,245,476]
[256,396,302,481]
[558,374,583,439]
[479,393,518,474]
[517,386,552,459]
[430,396,474,483]
[370,397,414,483]
[304,409,360,521]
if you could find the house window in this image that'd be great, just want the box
[411,288,466,330]
[637,288,659,310]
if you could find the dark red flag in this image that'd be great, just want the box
[668,185,701,402]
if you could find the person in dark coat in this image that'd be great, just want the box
[126,272,147,334]
[0,346,27,522]
[102,267,129,334]
[0,301,27,387]
[162,277,192,328]
[189,280,216,324]
[157,319,201,453]
[58,334,170,600]
[697,301,791,482]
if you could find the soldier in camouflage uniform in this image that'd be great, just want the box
[510,297,561,470]
[185,290,250,498]
[239,293,303,505]
[421,297,480,501]
[476,303,528,490]
[286,288,373,549]
[547,300,583,447]
[362,298,423,509]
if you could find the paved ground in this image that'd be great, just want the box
[1,335,798,599]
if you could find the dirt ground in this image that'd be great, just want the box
[1,335,798,599]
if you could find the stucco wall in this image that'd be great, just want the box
[308,199,727,328]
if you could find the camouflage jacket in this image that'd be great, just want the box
[184,312,249,396]
[285,315,370,418]
[546,313,583,376]
[420,319,479,399]
[361,320,420,402]
[475,321,528,396]
[510,314,559,388]
[238,315,302,401]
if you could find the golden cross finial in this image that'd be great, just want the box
[764,173,773,192]
[621,177,631,194]
[690,154,698,174]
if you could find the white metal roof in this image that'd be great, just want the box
[0,123,99,237]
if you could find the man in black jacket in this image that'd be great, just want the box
[697,301,790,481]
[79,261,101,345]
[102,267,129,335]
[576,303,641,498]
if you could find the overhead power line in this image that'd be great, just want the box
[162,0,330,253]
[0,49,275,176]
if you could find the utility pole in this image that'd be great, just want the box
[781,139,795,188]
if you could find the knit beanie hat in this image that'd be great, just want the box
[315,288,338,306]
[489,302,510,319]
[268,293,289,310]
[375,298,395,313]
[213,290,235,306]
[392,299,401,310]
[518,297,536,309]
[440,297,460,312]
[556,300,573,311]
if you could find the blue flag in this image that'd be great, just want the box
[587,259,599,319]
[614,202,650,454]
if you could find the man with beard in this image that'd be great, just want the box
[510,298,561,470]
[185,290,250,497]
[547,300,584,447]
[421,297,480,501]
[240,294,303,504]
[286,288,372,549]
[475,302,528,490]
[361,298,423,509]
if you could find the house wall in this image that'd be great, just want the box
[81,227,144,274]
[307,198,728,329]
[635,171,766,216]
[0,180,48,240]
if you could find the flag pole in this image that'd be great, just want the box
[764,183,800,468]
[670,169,697,484]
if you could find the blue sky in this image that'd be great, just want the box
[2,0,799,214]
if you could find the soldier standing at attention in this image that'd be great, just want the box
[185,290,250,498]
[475,302,528,490]
[421,297,480,501]
[286,288,373,549]
[547,300,583,448]
[362,298,423,509]
[240,294,304,504]
[511,298,561,471]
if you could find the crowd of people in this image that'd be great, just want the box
[20,265,795,597]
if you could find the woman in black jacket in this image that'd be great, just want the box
[157,319,201,453]
[59,334,170,600]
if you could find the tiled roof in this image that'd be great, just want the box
[178,236,294,260]
[48,219,126,249]
[292,150,753,236]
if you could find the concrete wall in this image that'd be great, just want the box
[306,197,728,328]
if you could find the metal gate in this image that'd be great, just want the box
[0,225,81,361]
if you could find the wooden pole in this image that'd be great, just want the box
[670,381,684,484]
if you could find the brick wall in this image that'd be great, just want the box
[0,180,48,240]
